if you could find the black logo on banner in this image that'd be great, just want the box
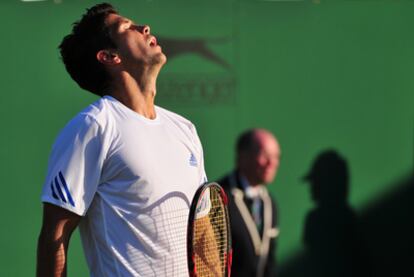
[157,36,237,106]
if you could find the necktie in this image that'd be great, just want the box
[251,196,262,231]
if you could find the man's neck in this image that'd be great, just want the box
[110,69,158,119]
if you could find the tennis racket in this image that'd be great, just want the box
[187,182,232,277]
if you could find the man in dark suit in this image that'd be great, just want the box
[218,128,281,277]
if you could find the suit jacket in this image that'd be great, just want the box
[218,171,279,277]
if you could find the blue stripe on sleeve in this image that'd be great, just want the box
[54,177,67,203]
[50,181,59,200]
[58,172,75,207]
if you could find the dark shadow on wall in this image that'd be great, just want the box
[358,173,414,277]
[300,150,373,277]
[278,149,414,277]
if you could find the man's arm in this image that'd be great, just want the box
[37,203,81,277]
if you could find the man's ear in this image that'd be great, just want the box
[96,50,121,65]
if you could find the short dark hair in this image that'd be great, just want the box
[236,129,258,155]
[59,3,118,96]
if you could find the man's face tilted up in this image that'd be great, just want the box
[104,13,167,70]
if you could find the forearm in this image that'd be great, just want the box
[36,231,68,277]
[36,204,80,277]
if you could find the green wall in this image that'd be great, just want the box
[0,0,412,276]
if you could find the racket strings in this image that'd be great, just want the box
[192,187,229,277]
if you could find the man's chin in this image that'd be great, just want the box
[147,53,167,73]
[153,52,167,66]
[262,175,276,185]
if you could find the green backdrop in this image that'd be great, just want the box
[0,0,412,276]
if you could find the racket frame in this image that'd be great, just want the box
[187,182,232,277]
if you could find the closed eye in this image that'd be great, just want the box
[129,24,139,31]
[119,20,136,31]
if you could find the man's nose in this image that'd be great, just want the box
[138,25,150,35]
[268,157,279,169]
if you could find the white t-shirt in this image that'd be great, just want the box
[41,96,207,277]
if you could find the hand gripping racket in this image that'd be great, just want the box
[187,182,232,277]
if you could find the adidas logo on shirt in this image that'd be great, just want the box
[189,153,198,167]
[50,171,75,207]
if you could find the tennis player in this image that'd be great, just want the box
[36,3,207,277]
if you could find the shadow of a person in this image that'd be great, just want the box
[302,150,372,277]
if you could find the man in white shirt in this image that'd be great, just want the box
[36,3,206,277]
